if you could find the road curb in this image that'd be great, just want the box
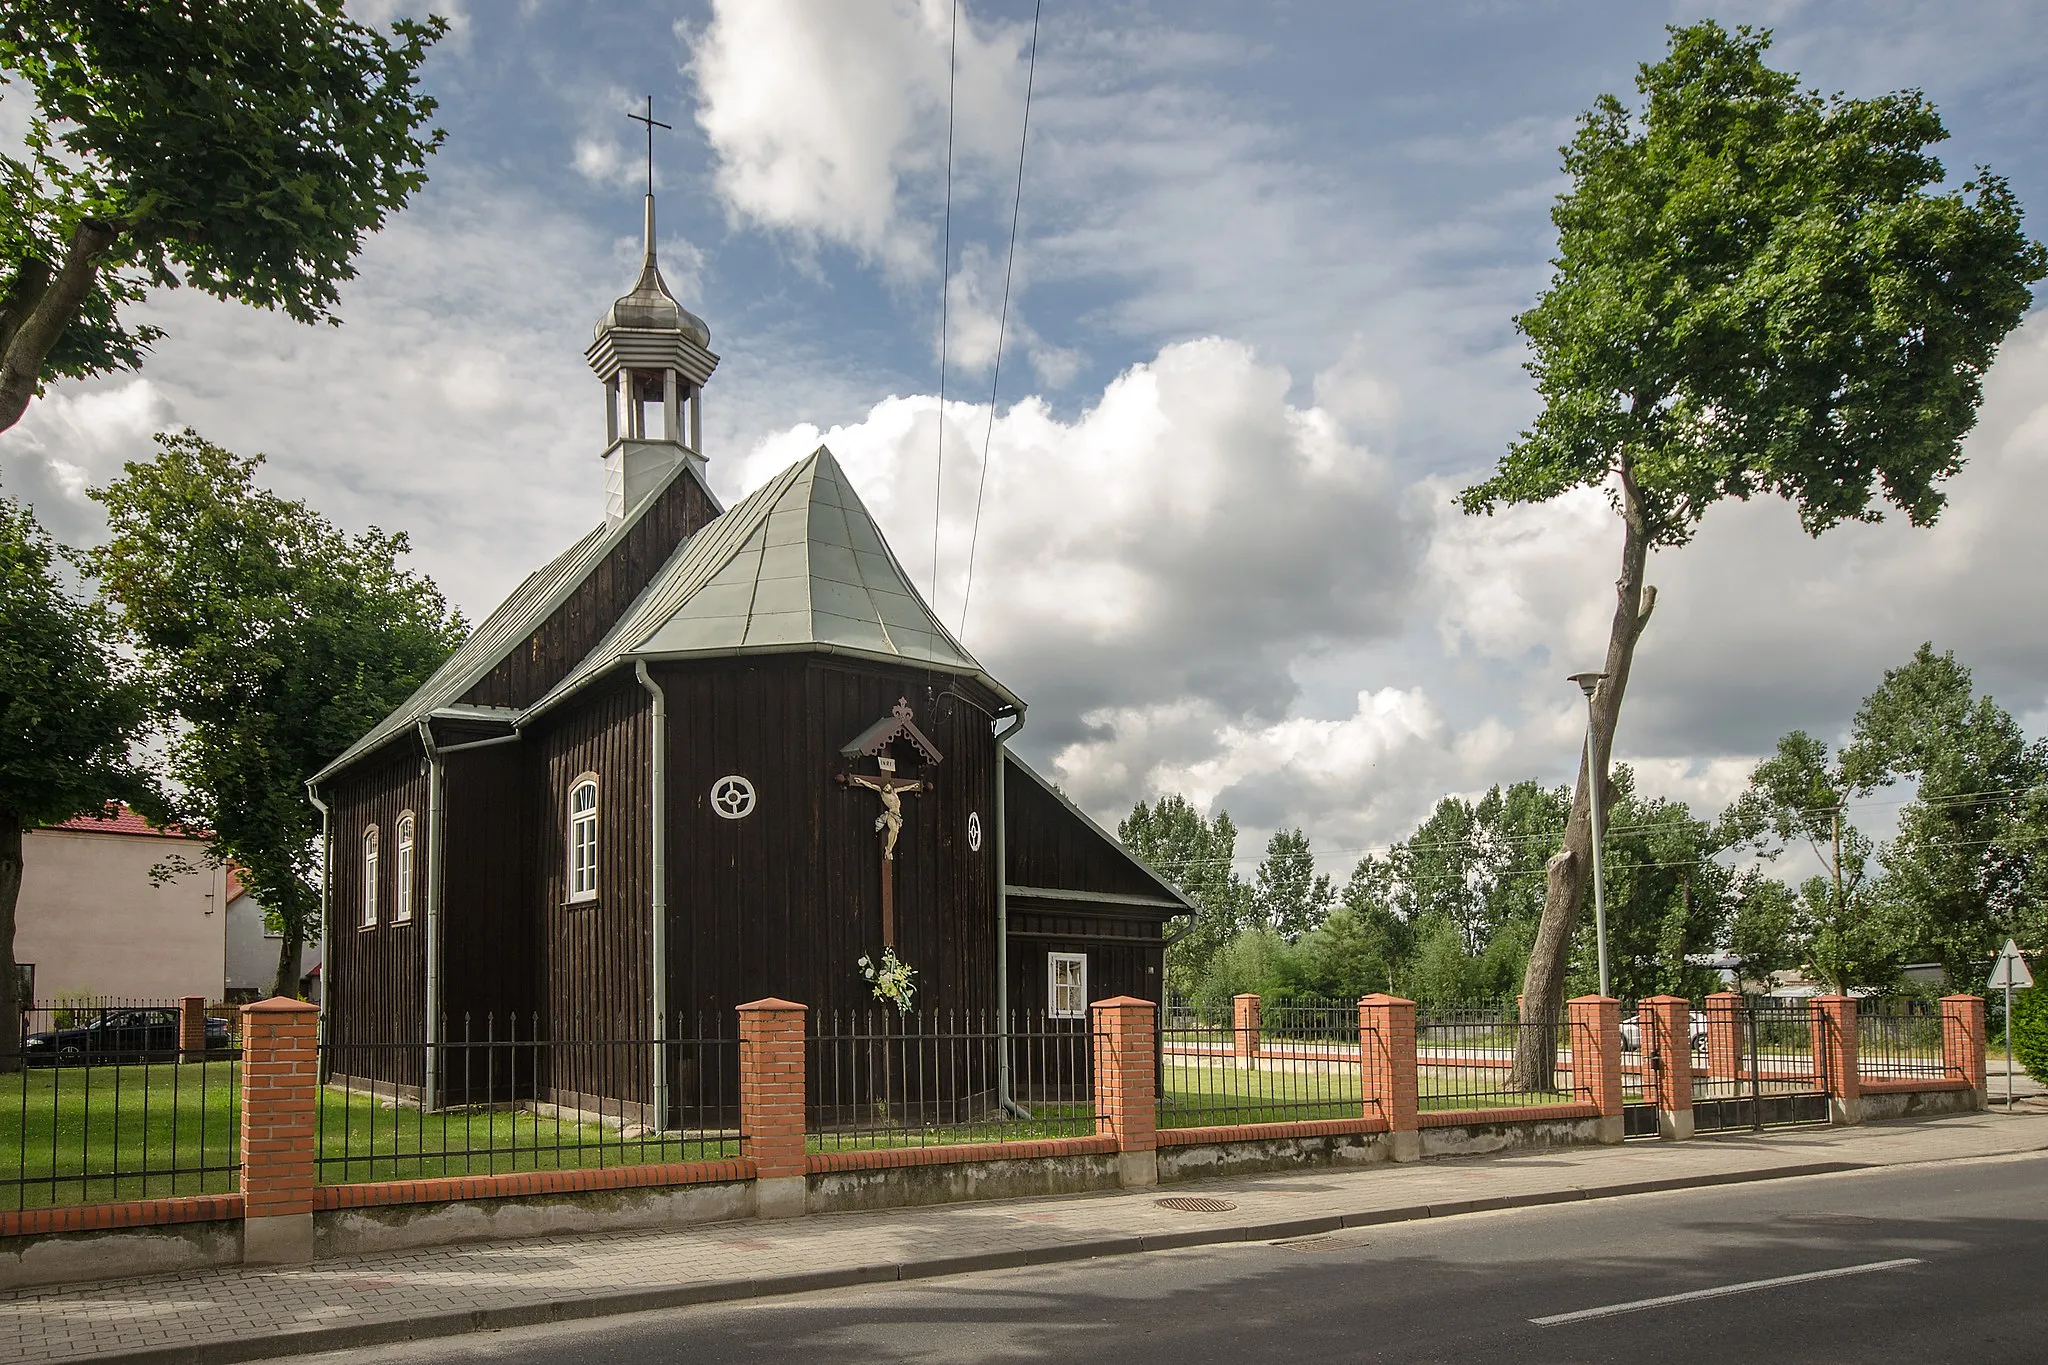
[56,1158,1884,1365]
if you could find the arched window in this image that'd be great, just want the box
[567,777,599,903]
[393,813,416,924]
[361,825,380,929]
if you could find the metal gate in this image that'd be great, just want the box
[1624,998,1832,1138]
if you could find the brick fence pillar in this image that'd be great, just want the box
[1093,996,1158,1187]
[1704,991,1743,1086]
[738,998,809,1218]
[1232,993,1261,1071]
[1812,994,1861,1125]
[1358,994,1419,1161]
[1642,995,1694,1140]
[1569,995,1624,1144]
[179,995,208,1063]
[239,997,319,1264]
[1941,994,1987,1111]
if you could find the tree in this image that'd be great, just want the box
[89,433,462,997]
[0,1,447,433]
[1458,21,2046,1089]
[1576,774,1735,1001]
[1252,828,1334,941]
[1119,795,1253,990]
[1842,644,2046,983]
[0,498,150,1063]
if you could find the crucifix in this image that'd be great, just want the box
[838,766,927,947]
[626,94,671,195]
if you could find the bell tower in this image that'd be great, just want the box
[586,99,718,524]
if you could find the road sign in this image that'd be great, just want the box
[1989,938,2033,990]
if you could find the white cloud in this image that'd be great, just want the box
[687,0,1028,275]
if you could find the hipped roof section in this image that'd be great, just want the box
[529,445,1022,716]
[311,458,719,784]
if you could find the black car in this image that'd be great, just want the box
[23,1009,232,1065]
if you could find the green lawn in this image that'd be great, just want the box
[0,1060,242,1209]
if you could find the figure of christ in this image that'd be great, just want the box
[839,771,929,947]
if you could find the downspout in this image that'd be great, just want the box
[305,782,331,1049]
[994,705,1030,1119]
[415,720,445,1112]
[634,660,670,1131]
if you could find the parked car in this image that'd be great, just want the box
[22,1009,232,1065]
[1619,1010,1708,1053]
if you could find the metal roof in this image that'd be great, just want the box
[310,458,718,784]
[531,444,1022,715]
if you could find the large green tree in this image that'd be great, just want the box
[0,498,150,1062]
[1459,22,2046,1088]
[1252,828,1334,941]
[0,1,447,432]
[89,433,462,997]
[1118,795,1253,990]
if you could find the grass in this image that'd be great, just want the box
[0,1060,242,1209]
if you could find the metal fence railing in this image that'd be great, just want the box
[0,1044,242,1211]
[317,1015,738,1184]
[1160,1002,1362,1129]
[1415,1012,1587,1112]
[807,1010,1095,1151]
[1857,1007,1954,1081]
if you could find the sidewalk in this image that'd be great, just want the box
[7,1109,2047,1365]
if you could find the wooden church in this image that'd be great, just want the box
[310,187,1193,1119]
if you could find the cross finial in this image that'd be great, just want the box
[626,95,672,198]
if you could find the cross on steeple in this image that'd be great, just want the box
[626,95,671,197]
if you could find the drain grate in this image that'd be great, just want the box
[1156,1196,1237,1213]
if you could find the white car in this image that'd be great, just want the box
[1619,1010,1707,1053]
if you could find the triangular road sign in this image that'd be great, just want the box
[1989,938,2033,990]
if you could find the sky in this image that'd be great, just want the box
[5,0,2048,881]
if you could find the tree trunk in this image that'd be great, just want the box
[1510,460,1657,1091]
[0,819,23,1074]
[0,218,120,435]
[270,919,305,1000]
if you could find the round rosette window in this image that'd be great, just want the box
[967,811,983,852]
[710,775,756,820]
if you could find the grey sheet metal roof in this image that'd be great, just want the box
[531,445,1022,716]
[310,459,718,784]
[1003,751,1199,916]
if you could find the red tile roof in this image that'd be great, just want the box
[48,802,205,841]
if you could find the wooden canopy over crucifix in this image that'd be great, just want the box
[837,698,943,947]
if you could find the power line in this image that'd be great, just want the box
[959,0,1042,637]
[929,0,960,619]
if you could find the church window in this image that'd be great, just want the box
[568,777,600,902]
[1049,953,1087,1020]
[361,826,379,929]
[393,813,415,924]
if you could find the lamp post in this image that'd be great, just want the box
[1567,671,1611,999]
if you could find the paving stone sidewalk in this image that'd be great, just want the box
[8,1110,2047,1365]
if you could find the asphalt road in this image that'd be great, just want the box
[297,1152,2048,1364]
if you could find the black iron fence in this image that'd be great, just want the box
[1415,1012,1586,1112]
[807,1009,1095,1150]
[1159,1003,1362,1129]
[317,1015,738,1184]
[1857,1006,1954,1081]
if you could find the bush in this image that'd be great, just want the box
[2012,986,2048,1083]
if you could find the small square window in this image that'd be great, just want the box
[1049,952,1087,1020]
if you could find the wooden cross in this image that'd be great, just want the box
[626,95,671,196]
[839,770,928,947]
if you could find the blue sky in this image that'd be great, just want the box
[6,0,2048,875]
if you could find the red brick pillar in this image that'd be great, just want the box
[1093,996,1158,1187]
[1232,993,1261,1071]
[1569,995,1624,1144]
[239,997,319,1264]
[738,998,809,1217]
[1358,994,1419,1161]
[1941,994,1987,1109]
[1812,995,1861,1125]
[1642,995,1694,1140]
[179,995,208,1063]
[1704,991,1743,1086]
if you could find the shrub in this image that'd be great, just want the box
[2012,986,2048,1083]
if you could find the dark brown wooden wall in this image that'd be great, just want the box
[324,739,429,1084]
[656,657,1003,1029]
[1005,761,1170,900]
[462,469,718,710]
[529,673,654,1103]
[440,743,535,1031]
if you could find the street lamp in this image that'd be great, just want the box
[1567,671,1611,999]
